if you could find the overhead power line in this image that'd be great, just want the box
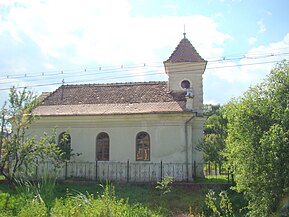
[0,58,287,91]
[1,47,289,81]
[1,50,289,87]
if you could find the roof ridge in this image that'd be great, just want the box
[62,81,167,88]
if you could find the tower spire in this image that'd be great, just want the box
[183,24,186,38]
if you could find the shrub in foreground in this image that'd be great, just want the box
[51,183,162,217]
[2,181,162,217]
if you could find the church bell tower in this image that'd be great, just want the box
[163,33,207,113]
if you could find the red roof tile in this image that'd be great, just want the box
[164,35,206,63]
[35,82,188,116]
[42,82,185,105]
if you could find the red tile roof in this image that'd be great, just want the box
[43,82,184,105]
[164,35,206,63]
[35,82,188,116]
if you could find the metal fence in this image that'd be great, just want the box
[200,162,234,183]
[32,160,231,183]
[202,162,222,176]
[35,161,196,182]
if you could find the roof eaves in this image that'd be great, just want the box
[35,110,192,117]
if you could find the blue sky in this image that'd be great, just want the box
[0,0,289,105]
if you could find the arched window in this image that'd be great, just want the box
[96,132,109,161]
[58,132,71,160]
[136,132,150,161]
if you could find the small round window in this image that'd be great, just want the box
[181,80,190,89]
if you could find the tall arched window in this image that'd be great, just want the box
[96,132,109,161]
[136,132,150,161]
[58,132,72,160]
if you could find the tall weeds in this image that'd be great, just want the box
[6,179,162,217]
[51,182,162,217]
[15,174,56,216]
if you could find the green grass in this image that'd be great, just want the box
[0,175,6,181]
[195,175,230,184]
[0,173,238,216]
[0,179,206,217]
[55,181,206,216]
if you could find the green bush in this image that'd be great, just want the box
[201,189,248,217]
[156,176,173,195]
[18,199,47,217]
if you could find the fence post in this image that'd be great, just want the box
[215,163,217,177]
[65,161,68,179]
[127,160,129,183]
[193,161,197,179]
[95,160,98,181]
[231,169,234,183]
[160,160,163,180]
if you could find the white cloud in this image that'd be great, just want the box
[0,0,232,68]
[257,19,266,33]
[204,33,289,104]
[208,33,289,84]
[2,0,264,105]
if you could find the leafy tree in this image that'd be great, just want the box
[58,132,73,161]
[203,104,221,116]
[224,60,289,216]
[197,105,227,173]
[0,87,62,183]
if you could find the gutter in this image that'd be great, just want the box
[185,114,196,182]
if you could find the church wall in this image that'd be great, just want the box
[29,114,204,165]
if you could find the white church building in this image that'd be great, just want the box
[31,33,207,182]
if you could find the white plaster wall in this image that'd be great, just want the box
[164,62,206,113]
[29,114,204,164]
